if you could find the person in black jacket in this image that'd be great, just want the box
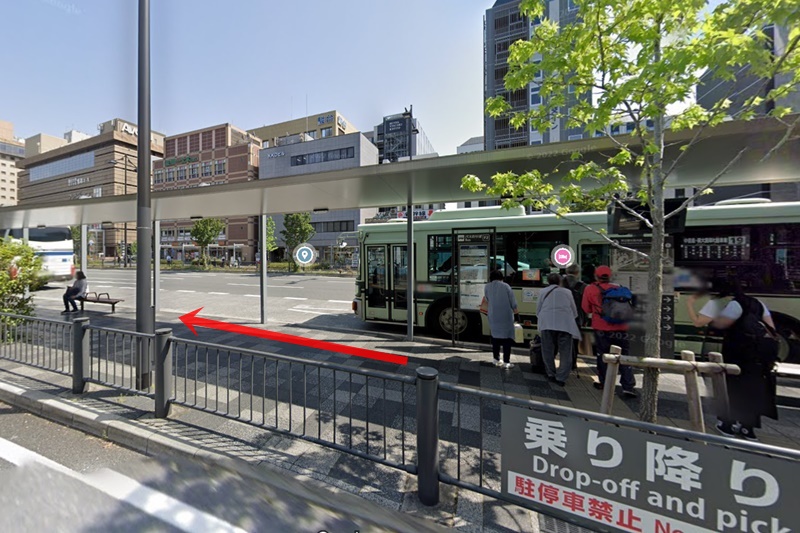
[688,285,779,441]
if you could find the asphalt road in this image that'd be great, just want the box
[38,269,361,326]
[0,401,415,532]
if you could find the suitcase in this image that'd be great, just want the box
[529,335,546,374]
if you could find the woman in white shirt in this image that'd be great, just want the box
[62,270,88,314]
[686,287,778,441]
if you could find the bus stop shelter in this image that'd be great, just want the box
[0,116,798,338]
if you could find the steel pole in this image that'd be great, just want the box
[260,214,268,324]
[136,0,153,389]
[407,179,414,341]
[123,157,128,268]
[416,367,439,505]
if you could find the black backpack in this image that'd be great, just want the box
[733,295,779,367]
[568,279,587,326]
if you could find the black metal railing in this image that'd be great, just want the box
[0,313,72,375]
[85,323,156,395]
[169,337,417,472]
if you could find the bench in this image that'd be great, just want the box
[78,292,124,313]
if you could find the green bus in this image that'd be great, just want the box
[352,201,800,363]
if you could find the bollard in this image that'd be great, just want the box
[71,317,90,394]
[599,345,622,415]
[154,328,172,418]
[416,366,440,506]
[681,350,705,433]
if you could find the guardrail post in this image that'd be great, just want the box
[154,328,172,418]
[681,350,705,432]
[599,345,622,415]
[708,352,730,423]
[71,317,90,394]
[416,366,439,506]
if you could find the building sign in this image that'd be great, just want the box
[317,115,334,126]
[337,116,347,130]
[502,404,800,533]
[67,176,89,187]
[385,117,408,135]
[550,245,575,268]
[397,209,434,221]
[117,120,160,144]
[164,156,199,167]
[265,152,285,159]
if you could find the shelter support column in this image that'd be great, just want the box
[407,177,414,341]
[260,214,268,325]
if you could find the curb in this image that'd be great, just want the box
[0,379,448,533]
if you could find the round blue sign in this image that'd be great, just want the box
[293,243,317,265]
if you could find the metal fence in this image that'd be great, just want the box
[86,323,156,396]
[0,313,72,375]
[3,312,800,524]
[169,337,417,472]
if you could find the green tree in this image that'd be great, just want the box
[463,0,799,422]
[0,238,42,322]
[190,218,226,268]
[281,213,315,271]
[264,216,278,262]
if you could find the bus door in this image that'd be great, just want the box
[390,245,409,322]
[365,245,389,320]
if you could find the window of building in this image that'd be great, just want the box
[321,127,333,138]
[177,166,186,180]
[93,186,102,198]
[167,169,175,182]
[154,170,163,183]
[568,0,578,11]
[190,163,199,179]
[305,130,317,140]
[202,161,212,177]
[290,147,355,167]
[29,151,95,182]
[530,86,541,106]
[215,159,226,175]
[311,221,355,233]
[568,134,583,141]
[531,140,543,145]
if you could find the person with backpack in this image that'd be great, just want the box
[581,265,637,397]
[537,273,581,385]
[686,285,778,441]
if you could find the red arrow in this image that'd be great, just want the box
[179,308,408,366]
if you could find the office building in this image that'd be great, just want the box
[248,110,358,148]
[457,136,484,154]
[0,120,24,206]
[694,23,800,205]
[16,118,165,257]
[259,132,379,262]
[365,110,436,163]
[152,123,262,263]
[484,0,584,149]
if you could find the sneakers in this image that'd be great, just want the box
[554,380,566,387]
[739,426,758,442]
[492,359,504,367]
[622,389,638,398]
[593,382,604,390]
[716,420,737,437]
[60,310,73,315]
[503,362,515,369]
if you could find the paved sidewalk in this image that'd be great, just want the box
[2,301,799,532]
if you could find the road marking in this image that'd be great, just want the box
[94,285,113,288]
[0,438,246,533]
[208,292,229,295]
[244,294,260,298]
[227,283,304,289]
[328,300,352,304]
[326,280,354,284]
[177,290,196,293]
[283,297,307,301]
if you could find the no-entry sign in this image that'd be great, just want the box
[551,245,575,268]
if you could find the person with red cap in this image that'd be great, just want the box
[581,265,637,397]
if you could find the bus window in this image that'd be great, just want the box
[428,235,453,283]
[580,244,610,283]
[367,246,387,308]
[497,230,569,286]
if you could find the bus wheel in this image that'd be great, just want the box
[773,314,800,365]
[430,304,469,337]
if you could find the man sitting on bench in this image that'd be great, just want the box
[62,270,88,314]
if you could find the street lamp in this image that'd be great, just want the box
[109,156,137,267]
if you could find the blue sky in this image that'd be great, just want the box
[2,0,490,155]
